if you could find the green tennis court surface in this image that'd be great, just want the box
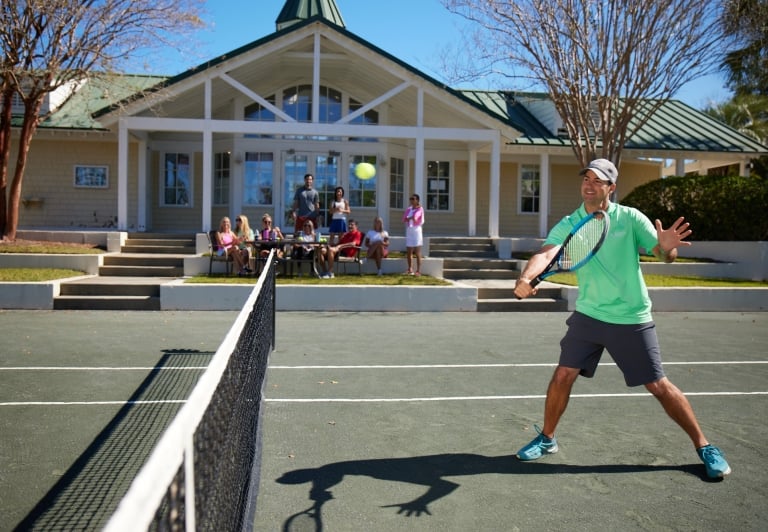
[1,310,766,531]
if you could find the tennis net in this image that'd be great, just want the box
[104,253,277,531]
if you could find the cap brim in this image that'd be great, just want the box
[580,167,613,183]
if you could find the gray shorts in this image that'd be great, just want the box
[559,312,665,387]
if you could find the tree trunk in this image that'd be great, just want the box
[4,102,42,241]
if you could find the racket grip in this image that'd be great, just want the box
[529,276,542,288]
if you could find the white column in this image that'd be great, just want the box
[488,133,501,238]
[137,139,147,232]
[118,119,128,230]
[414,87,425,201]
[468,149,477,236]
[675,158,686,176]
[539,153,550,238]
[312,32,320,123]
[202,79,213,231]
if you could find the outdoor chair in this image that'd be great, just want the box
[207,230,234,275]
[334,244,364,275]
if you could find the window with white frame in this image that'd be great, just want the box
[243,152,274,205]
[426,160,451,211]
[213,152,230,206]
[520,164,540,213]
[74,165,108,188]
[349,155,377,208]
[162,153,191,206]
[389,157,405,210]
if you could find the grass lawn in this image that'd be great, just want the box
[2,240,765,287]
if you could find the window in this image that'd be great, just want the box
[162,153,191,206]
[520,164,540,213]
[426,161,450,211]
[389,157,405,209]
[349,98,379,142]
[283,84,312,122]
[213,152,230,206]
[243,152,274,205]
[349,155,377,208]
[74,165,108,188]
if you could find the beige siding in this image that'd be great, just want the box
[15,138,139,230]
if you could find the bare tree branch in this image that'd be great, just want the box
[442,0,728,166]
[0,0,204,240]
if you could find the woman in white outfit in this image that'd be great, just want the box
[403,193,425,275]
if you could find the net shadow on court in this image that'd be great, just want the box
[13,350,213,531]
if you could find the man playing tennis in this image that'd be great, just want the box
[513,158,731,479]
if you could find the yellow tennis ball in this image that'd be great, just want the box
[354,162,376,180]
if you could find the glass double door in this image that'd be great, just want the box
[282,152,341,231]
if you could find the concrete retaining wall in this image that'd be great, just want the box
[0,254,102,275]
[161,281,477,311]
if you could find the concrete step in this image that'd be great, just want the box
[476,286,562,299]
[443,258,521,270]
[444,269,519,280]
[53,295,161,311]
[98,265,184,277]
[59,283,160,297]
[430,250,497,258]
[121,244,196,254]
[104,255,185,267]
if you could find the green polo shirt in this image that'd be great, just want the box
[544,203,658,324]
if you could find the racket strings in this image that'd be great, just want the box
[561,218,607,269]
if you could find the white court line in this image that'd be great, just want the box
[0,400,187,407]
[0,366,208,371]
[270,361,768,369]
[3,391,767,407]
[266,391,768,403]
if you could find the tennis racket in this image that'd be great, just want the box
[529,210,610,288]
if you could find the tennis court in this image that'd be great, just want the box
[1,304,766,530]
[255,311,768,531]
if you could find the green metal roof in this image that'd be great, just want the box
[461,90,768,154]
[276,0,345,31]
[27,74,165,130]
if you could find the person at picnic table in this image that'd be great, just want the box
[291,220,316,262]
[364,216,389,276]
[234,214,254,268]
[257,213,285,258]
[512,158,731,480]
[215,216,251,276]
[292,173,320,234]
[318,219,363,278]
[403,193,425,276]
[328,186,351,244]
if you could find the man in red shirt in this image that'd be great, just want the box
[319,219,363,278]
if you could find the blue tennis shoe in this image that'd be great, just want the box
[697,444,731,478]
[516,425,558,461]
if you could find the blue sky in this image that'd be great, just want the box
[146,0,731,110]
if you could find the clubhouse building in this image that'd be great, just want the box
[13,0,768,238]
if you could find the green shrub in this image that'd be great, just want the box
[621,174,768,240]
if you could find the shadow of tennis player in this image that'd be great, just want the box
[278,453,704,530]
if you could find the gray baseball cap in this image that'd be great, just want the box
[580,158,618,184]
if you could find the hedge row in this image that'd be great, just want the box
[620,174,768,241]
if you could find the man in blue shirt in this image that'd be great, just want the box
[292,173,320,234]
[513,158,731,479]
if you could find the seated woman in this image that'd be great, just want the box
[215,216,250,275]
[257,213,285,258]
[364,216,389,276]
[234,214,254,268]
[291,220,316,263]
